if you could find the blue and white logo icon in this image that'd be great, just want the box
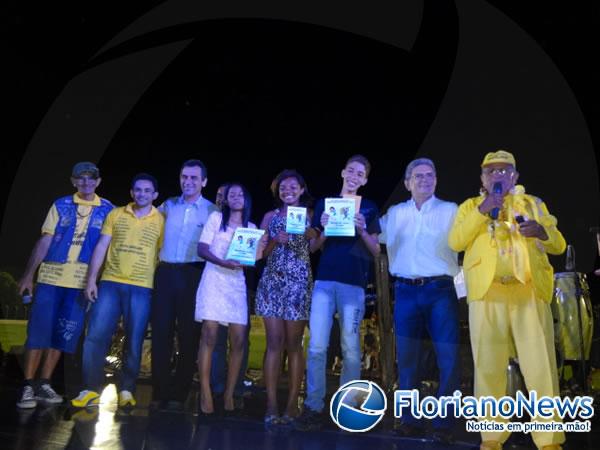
[330,380,387,432]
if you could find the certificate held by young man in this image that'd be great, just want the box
[324,198,355,237]
[226,228,265,265]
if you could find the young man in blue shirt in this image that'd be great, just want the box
[295,155,381,430]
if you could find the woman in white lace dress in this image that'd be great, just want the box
[195,183,258,415]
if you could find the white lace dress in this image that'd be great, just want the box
[195,211,255,326]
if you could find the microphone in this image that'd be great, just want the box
[565,244,576,272]
[490,182,502,220]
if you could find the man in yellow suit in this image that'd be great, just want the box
[448,150,566,450]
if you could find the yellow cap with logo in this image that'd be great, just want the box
[481,150,516,168]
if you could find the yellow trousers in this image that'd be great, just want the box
[469,281,565,448]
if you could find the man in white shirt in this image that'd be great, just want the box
[379,158,460,444]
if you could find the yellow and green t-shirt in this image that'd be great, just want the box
[100,203,164,288]
[37,194,102,289]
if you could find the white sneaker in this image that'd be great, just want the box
[71,390,100,408]
[35,383,64,404]
[16,385,37,409]
[118,390,136,408]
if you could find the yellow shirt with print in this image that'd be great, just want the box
[100,203,164,288]
[37,194,103,289]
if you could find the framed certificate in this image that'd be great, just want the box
[225,228,265,265]
[286,206,307,235]
[324,198,355,237]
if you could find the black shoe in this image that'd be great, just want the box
[212,393,224,413]
[16,385,37,409]
[197,409,216,421]
[233,395,244,410]
[166,400,184,412]
[294,407,324,431]
[149,400,162,411]
[393,420,425,438]
[35,383,64,404]
[431,428,455,445]
[222,408,238,418]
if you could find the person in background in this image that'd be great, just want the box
[215,183,227,210]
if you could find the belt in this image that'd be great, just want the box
[160,261,205,268]
[394,275,453,286]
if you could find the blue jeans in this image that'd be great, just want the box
[304,280,365,412]
[82,281,151,393]
[394,278,460,429]
[25,283,87,353]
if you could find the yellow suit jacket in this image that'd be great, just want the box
[448,191,566,302]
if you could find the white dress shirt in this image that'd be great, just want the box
[379,195,459,278]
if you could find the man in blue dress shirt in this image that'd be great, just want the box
[151,159,218,410]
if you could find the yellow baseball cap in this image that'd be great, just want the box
[481,150,516,168]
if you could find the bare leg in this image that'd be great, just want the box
[23,349,44,380]
[197,321,219,413]
[262,317,285,416]
[224,323,248,411]
[284,320,307,417]
[40,348,62,380]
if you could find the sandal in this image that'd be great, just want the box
[264,414,280,425]
[278,414,296,425]
[480,441,502,450]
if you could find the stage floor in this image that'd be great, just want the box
[0,359,597,450]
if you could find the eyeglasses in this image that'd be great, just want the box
[74,176,98,183]
[411,172,436,181]
[482,168,514,176]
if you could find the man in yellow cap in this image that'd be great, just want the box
[15,162,113,409]
[449,150,566,450]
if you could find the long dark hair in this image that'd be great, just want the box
[270,169,313,208]
[221,183,252,231]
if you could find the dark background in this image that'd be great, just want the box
[2,1,599,279]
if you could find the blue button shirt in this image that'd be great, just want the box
[158,195,218,263]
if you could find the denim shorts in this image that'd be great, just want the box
[25,283,87,353]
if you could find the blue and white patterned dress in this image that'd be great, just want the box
[255,211,312,321]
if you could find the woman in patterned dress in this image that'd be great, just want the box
[255,170,315,423]
[195,183,258,415]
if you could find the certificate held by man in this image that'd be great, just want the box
[324,198,355,237]
[226,228,265,265]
